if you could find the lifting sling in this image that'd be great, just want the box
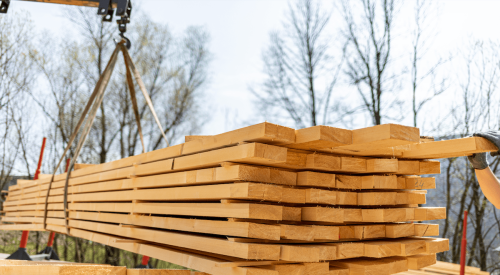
[42,41,169,233]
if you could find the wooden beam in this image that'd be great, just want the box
[61,183,288,203]
[385,223,414,238]
[406,254,437,270]
[182,122,295,155]
[289,124,420,158]
[69,211,282,240]
[279,245,320,262]
[8,164,297,200]
[174,143,287,171]
[328,242,364,259]
[69,219,282,260]
[398,177,436,190]
[329,266,350,275]
[185,135,213,142]
[301,207,344,223]
[286,126,352,150]
[215,261,295,268]
[298,173,398,190]
[127,269,195,275]
[413,207,446,221]
[280,224,314,241]
[74,163,97,170]
[0,265,126,275]
[9,144,184,191]
[414,224,439,237]
[0,223,46,231]
[3,202,288,221]
[70,228,279,275]
[338,224,385,240]
[401,137,497,159]
[364,240,402,258]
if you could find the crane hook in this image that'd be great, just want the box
[117,17,131,49]
[120,32,131,50]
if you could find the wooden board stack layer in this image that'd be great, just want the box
[0,122,461,275]
[400,260,490,275]
[0,260,210,275]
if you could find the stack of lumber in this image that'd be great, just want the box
[1,122,495,275]
[401,261,490,275]
[0,259,208,275]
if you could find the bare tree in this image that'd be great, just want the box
[410,0,448,128]
[26,6,212,265]
[65,7,118,165]
[432,40,500,272]
[29,37,93,170]
[0,12,35,111]
[137,23,212,150]
[341,0,401,125]
[252,0,345,129]
[0,11,36,203]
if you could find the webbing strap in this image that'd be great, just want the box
[120,44,170,147]
[42,44,122,233]
[42,41,171,234]
[123,50,146,154]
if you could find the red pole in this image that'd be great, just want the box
[19,231,29,249]
[47,232,56,247]
[33,137,47,181]
[460,210,468,275]
[20,137,47,249]
[141,255,150,266]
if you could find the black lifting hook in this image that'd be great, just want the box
[116,0,132,50]
[120,32,131,50]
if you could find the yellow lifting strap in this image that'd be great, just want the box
[42,41,170,233]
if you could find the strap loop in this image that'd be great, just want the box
[42,41,170,234]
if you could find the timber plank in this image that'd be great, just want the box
[330,258,392,275]
[406,254,437,270]
[301,207,344,223]
[8,165,297,199]
[414,224,439,237]
[328,242,364,259]
[69,211,281,240]
[69,220,281,260]
[401,137,497,159]
[364,240,402,258]
[181,122,295,155]
[287,126,352,150]
[386,223,414,238]
[0,265,127,275]
[297,172,335,188]
[70,228,279,275]
[4,202,287,221]
[174,143,287,171]
[413,208,446,221]
[127,269,192,275]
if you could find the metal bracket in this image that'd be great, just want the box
[0,0,10,14]
[115,0,130,17]
[116,0,131,32]
[98,0,131,22]
[98,0,114,22]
